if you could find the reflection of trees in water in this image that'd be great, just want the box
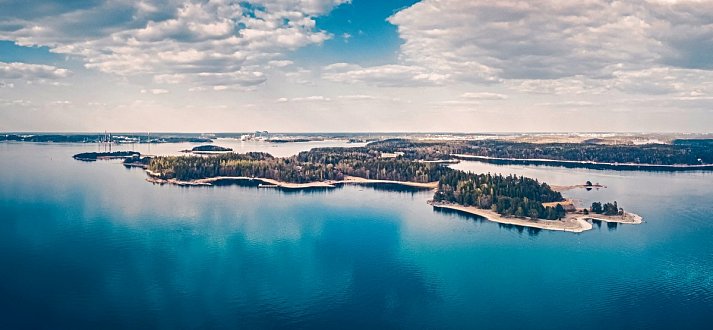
[210,179,429,196]
[433,207,541,237]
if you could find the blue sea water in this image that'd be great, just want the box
[1,142,712,329]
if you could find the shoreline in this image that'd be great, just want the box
[429,201,642,233]
[145,171,438,190]
[452,154,713,171]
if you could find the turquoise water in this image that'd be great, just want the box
[1,143,712,328]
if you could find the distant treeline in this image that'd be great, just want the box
[190,145,233,152]
[366,139,713,165]
[1,134,211,144]
[673,139,713,147]
[73,151,140,161]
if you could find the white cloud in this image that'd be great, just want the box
[535,101,595,107]
[323,0,713,95]
[268,60,294,68]
[611,67,713,96]
[337,94,376,100]
[153,74,186,84]
[275,95,332,102]
[291,95,331,102]
[0,98,32,107]
[460,92,508,100]
[431,100,480,106]
[0,0,347,89]
[0,62,72,81]
[386,0,703,80]
[141,88,169,95]
[323,63,449,87]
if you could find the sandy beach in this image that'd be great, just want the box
[145,175,336,188]
[429,201,642,233]
[340,175,438,189]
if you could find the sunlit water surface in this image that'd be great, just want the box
[1,142,712,329]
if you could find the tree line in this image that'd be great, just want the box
[432,170,567,220]
[147,149,448,184]
[363,139,713,165]
[587,201,623,216]
[146,144,627,221]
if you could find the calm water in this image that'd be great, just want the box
[1,142,712,329]
[80,138,366,157]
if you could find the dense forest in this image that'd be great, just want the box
[73,151,140,161]
[147,149,447,183]
[433,170,566,220]
[146,146,571,220]
[364,139,713,165]
[139,141,644,221]
[189,145,233,152]
[458,140,712,165]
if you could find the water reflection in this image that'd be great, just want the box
[3,143,713,328]
[206,179,429,195]
[432,206,542,237]
[307,215,439,328]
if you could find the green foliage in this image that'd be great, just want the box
[365,139,713,165]
[461,140,713,165]
[590,201,621,215]
[433,171,564,220]
[146,141,628,222]
[148,149,447,184]
[591,202,603,214]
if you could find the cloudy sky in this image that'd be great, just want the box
[1,0,712,132]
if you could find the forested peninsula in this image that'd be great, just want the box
[118,140,644,232]
[368,139,713,169]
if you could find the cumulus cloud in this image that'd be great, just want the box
[461,92,507,100]
[0,62,72,81]
[279,95,331,102]
[337,94,376,100]
[141,88,169,95]
[0,98,32,107]
[322,0,713,94]
[0,0,347,88]
[611,67,713,96]
[388,0,713,79]
[322,63,449,86]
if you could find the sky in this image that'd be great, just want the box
[0,0,712,133]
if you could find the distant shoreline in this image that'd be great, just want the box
[429,201,642,233]
[452,154,713,171]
